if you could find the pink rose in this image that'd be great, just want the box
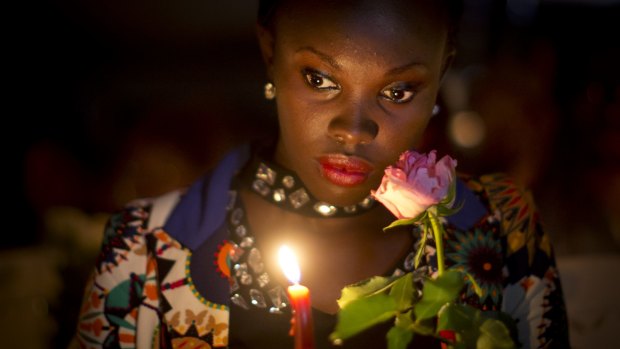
[371,150,457,219]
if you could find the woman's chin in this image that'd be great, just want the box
[312,183,375,207]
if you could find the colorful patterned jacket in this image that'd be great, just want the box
[75,144,570,348]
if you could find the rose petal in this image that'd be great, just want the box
[372,149,458,219]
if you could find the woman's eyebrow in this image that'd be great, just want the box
[295,46,428,77]
[386,61,429,76]
[295,46,342,70]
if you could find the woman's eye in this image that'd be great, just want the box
[380,85,415,103]
[303,70,339,90]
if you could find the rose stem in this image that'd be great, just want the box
[428,209,445,275]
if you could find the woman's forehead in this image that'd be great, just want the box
[273,0,448,42]
[272,0,449,67]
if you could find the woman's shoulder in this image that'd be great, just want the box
[105,188,185,233]
[92,188,185,265]
[458,172,538,217]
[105,141,253,237]
[458,172,553,266]
[457,172,545,247]
[101,197,153,243]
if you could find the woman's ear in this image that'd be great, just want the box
[256,24,275,79]
[439,48,456,84]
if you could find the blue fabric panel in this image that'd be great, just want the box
[446,179,489,230]
[164,144,250,250]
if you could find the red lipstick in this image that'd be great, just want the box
[317,155,374,187]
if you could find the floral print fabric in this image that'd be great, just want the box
[76,201,229,348]
[445,174,569,348]
[75,149,569,349]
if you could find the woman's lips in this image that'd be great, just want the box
[317,155,374,187]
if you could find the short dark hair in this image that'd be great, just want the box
[257,0,464,49]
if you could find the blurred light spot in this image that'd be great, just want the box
[442,73,470,111]
[432,104,441,116]
[449,111,486,148]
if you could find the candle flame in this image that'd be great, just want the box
[278,245,300,284]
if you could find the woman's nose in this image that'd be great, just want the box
[327,100,379,147]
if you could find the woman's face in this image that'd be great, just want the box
[259,0,452,206]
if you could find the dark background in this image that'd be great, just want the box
[4,0,619,348]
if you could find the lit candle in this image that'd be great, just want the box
[278,245,315,349]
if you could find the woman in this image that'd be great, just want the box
[74,0,569,348]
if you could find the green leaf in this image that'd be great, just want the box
[436,201,464,217]
[387,323,414,349]
[464,271,484,298]
[383,217,420,231]
[337,275,397,308]
[414,270,464,320]
[437,303,480,347]
[482,311,519,345]
[395,310,414,328]
[330,293,398,341]
[389,272,414,311]
[437,303,476,331]
[437,303,516,349]
[410,318,436,336]
[477,318,516,349]
[414,224,429,269]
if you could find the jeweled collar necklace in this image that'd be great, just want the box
[239,148,376,218]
